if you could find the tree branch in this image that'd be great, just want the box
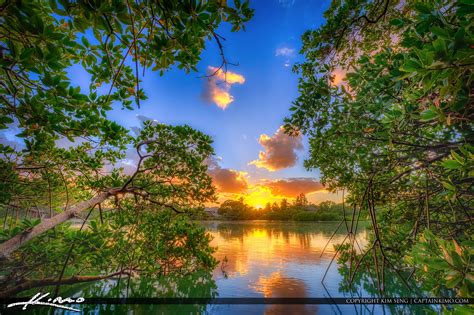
[0,270,131,298]
[0,191,114,260]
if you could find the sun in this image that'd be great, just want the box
[238,185,289,209]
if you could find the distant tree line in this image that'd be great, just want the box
[213,194,364,221]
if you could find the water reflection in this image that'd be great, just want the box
[208,221,367,279]
[19,221,385,315]
[202,221,371,314]
[252,271,318,314]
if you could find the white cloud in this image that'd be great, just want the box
[275,47,295,57]
[278,0,296,8]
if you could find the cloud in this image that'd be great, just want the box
[0,133,22,150]
[275,47,295,57]
[131,115,159,136]
[207,157,249,194]
[260,178,325,197]
[330,68,346,87]
[211,66,245,84]
[277,0,296,8]
[136,114,158,124]
[250,126,303,171]
[276,47,295,68]
[203,66,245,109]
[0,121,23,150]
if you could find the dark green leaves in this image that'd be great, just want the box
[420,107,438,121]
[286,0,473,300]
[0,0,253,297]
[411,230,473,296]
[390,18,405,28]
[400,58,422,73]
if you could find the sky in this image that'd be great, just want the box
[4,0,343,208]
[108,0,341,208]
[112,0,342,207]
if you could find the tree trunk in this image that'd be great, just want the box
[0,270,130,298]
[0,192,110,260]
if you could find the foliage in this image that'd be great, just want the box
[408,230,473,297]
[216,198,356,221]
[2,209,217,293]
[285,0,473,301]
[1,0,252,152]
[0,122,218,296]
[218,198,255,219]
[294,193,308,206]
[266,200,358,221]
[0,0,253,296]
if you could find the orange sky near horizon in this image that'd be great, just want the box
[210,185,342,208]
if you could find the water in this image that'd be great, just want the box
[18,220,434,314]
[203,220,379,315]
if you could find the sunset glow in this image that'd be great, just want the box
[212,182,339,208]
[330,68,346,87]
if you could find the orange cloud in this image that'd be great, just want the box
[260,178,325,197]
[209,176,336,208]
[330,68,346,87]
[203,66,245,109]
[207,157,248,194]
[250,126,303,171]
[211,66,245,84]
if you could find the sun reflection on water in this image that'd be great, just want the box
[206,221,367,294]
[202,221,369,314]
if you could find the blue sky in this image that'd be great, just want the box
[2,0,341,206]
[105,0,341,206]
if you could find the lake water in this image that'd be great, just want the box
[34,220,430,314]
[202,220,383,315]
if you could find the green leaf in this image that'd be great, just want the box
[431,26,450,39]
[432,38,447,55]
[451,150,464,164]
[442,159,462,170]
[445,271,462,288]
[420,108,437,121]
[390,18,405,27]
[442,181,456,191]
[400,59,421,72]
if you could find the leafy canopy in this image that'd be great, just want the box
[285,0,473,302]
[1,0,252,152]
[0,0,253,297]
